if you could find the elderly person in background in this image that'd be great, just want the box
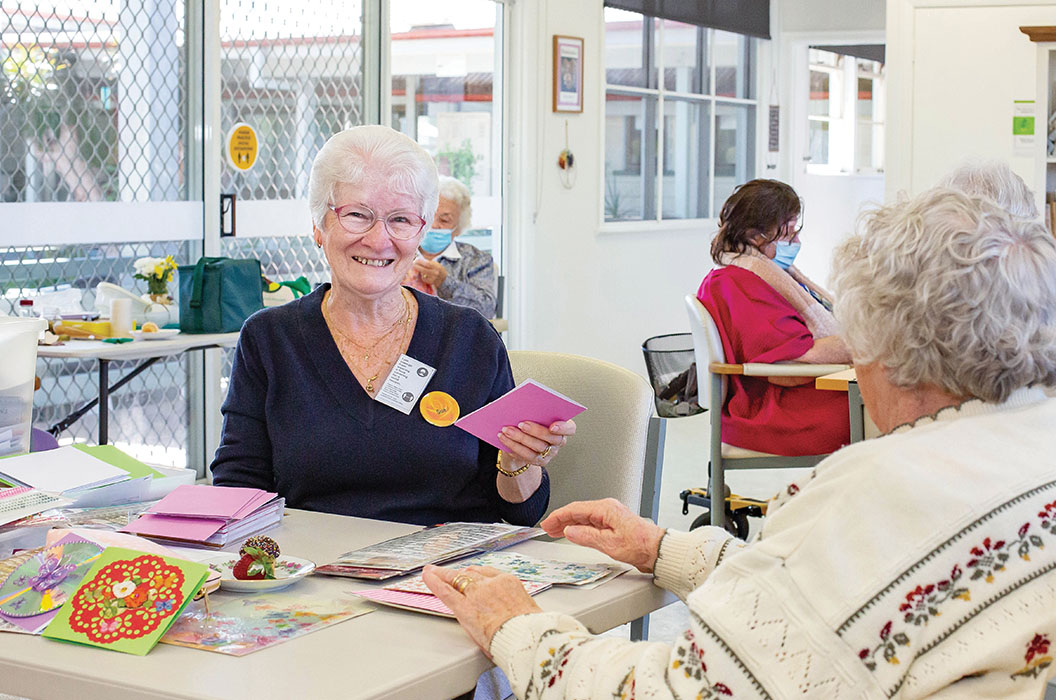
[938,159,1039,219]
[424,187,1056,698]
[698,179,851,456]
[404,175,497,318]
[212,126,574,526]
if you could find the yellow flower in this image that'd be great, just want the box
[887,656,900,665]
[153,264,164,278]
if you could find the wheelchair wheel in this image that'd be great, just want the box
[690,508,750,540]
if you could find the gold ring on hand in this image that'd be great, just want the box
[452,574,475,594]
[538,445,553,460]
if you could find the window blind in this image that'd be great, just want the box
[604,0,770,40]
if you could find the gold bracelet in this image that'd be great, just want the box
[496,450,531,477]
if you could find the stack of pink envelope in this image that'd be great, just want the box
[120,485,283,548]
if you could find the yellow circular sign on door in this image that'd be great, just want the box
[226,123,258,171]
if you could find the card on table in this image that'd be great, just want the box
[42,546,208,655]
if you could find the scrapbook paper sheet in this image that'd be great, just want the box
[356,579,550,618]
[161,591,372,656]
[389,552,627,588]
[42,546,208,655]
[0,535,103,634]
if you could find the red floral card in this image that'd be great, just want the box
[42,546,208,655]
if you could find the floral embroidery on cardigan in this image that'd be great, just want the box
[615,669,635,700]
[1011,634,1052,680]
[671,630,734,697]
[538,639,584,689]
[859,514,1046,672]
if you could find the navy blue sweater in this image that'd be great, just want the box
[211,285,550,526]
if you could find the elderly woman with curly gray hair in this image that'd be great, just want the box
[424,181,1056,698]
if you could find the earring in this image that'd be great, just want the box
[316,241,322,249]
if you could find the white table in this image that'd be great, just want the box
[0,509,676,700]
[38,333,239,444]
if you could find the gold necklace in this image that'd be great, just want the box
[324,290,414,394]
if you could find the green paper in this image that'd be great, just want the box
[72,444,165,479]
[42,546,207,655]
[1013,116,1035,136]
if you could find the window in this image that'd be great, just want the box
[603,8,756,223]
[805,48,884,174]
[388,1,503,258]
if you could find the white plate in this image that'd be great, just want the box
[130,328,180,340]
[203,553,316,592]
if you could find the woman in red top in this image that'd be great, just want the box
[697,179,850,455]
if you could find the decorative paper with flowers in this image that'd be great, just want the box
[0,536,102,634]
[42,547,208,655]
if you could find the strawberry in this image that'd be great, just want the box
[231,546,276,580]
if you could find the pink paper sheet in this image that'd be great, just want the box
[121,513,227,540]
[146,485,273,519]
[454,380,586,450]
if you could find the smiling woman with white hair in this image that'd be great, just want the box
[421,187,1056,700]
[211,126,575,526]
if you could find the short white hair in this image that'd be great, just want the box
[937,160,1039,220]
[307,126,439,230]
[832,188,1056,402]
[437,175,473,233]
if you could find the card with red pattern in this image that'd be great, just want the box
[42,546,208,655]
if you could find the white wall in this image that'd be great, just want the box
[504,0,889,371]
[886,0,1056,199]
[505,0,712,373]
[780,0,885,33]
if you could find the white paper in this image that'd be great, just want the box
[374,354,435,415]
[0,445,129,493]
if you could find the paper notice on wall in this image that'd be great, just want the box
[1013,100,1035,157]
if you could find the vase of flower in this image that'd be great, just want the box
[133,256,177,305]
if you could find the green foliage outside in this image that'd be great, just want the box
[437,139,481,193]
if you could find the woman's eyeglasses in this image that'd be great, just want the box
[328,203,427,240]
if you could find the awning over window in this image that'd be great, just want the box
[604,0,770,40]
[810,44,885,65]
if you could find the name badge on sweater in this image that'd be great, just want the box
[375,354,435,415]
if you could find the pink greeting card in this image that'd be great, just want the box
[454,380,585,450]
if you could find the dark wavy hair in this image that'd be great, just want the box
[710,179,802,265]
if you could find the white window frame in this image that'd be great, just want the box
[802,44,886,176]
[600,16,759,230]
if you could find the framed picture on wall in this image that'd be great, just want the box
[553,35,584,113]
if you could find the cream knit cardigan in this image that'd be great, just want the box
[491,388,1056,699]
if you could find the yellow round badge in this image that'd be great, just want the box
[419,391,460,427]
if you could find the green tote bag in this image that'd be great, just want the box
[178,257,264,333]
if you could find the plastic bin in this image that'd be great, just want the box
[0,316,47,457]
[641,333,704,418]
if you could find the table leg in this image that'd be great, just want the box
[99,359,109,445]
[848,382,865,443]
[47,357,162,439]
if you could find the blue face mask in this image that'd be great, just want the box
[420,228,453,255]
[772,241,801,270]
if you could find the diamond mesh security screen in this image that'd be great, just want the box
[219,1,363,201]
[1,240,198,467]
[1,1,187,202]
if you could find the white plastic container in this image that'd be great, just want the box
[0,316,48,457]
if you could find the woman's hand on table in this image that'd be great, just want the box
[498,419,577,470]
[422,564,541,657]
[541,498,666,574]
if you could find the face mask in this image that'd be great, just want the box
[420,228,453,255]
[772,241,801,270]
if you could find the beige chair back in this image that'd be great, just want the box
[509,351,654,518]
[685,295,727,412]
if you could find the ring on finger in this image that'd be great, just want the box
[538,444,553,460]
[452,574,475,594]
